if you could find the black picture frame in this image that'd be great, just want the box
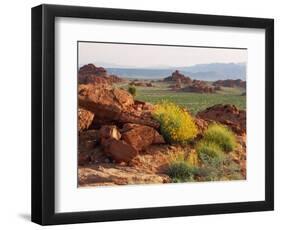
[31,4,274,225]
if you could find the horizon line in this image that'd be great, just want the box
[78,61,247,69]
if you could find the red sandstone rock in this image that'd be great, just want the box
[79,85,159,129]
[194,117,209,134]
[103,139,138,163]
[196,104,246,135]
[122,124,165,151]
[78,84,134,121]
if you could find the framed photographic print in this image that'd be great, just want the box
[31,4,274,225]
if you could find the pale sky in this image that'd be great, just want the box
[78,42,247,68]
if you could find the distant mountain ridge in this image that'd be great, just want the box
[106,63,246,81]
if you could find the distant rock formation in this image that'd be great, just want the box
[78,64,124,85]
[164,70,192,84]
[129,80,154,87]
[213,79,246,88]
[165,71,218,93]
[182,80,216,93]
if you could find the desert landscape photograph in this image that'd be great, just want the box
[77,42,247,187]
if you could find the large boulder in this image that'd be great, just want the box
[79,84,159,129]
[103,139,138,163]
[78,108,94,132]
[122,124,165,151]
[99,125,137,163]
[78,84,134,121]
[98,124,165,163]
[196,104,246,135]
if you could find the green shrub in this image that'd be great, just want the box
[128,85,136,96]
[195,124,237,179]
[167,161,197,182]
[153,101,198,143]
[196,141,225,167]
[203,124,236,152]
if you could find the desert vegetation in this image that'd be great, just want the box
[153,101,198,144]
[127,85,137,97]
[78,64,246,187]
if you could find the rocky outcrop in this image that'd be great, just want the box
[79,63,107,77]
[164,70,192,84]
[98,124,165,163]
[78,84,159,129]
[213,79,246,88]
[166,76,217,93]
[196,104,246,135]
[78,108,94,132]
[97,124,138,163]
[182,80,216,93]
[78,83,165,163]
[99,125,138,163]
[78,64,123,85]
[78,64,106,84]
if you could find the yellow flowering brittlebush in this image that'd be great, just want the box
[153,101,198,143]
